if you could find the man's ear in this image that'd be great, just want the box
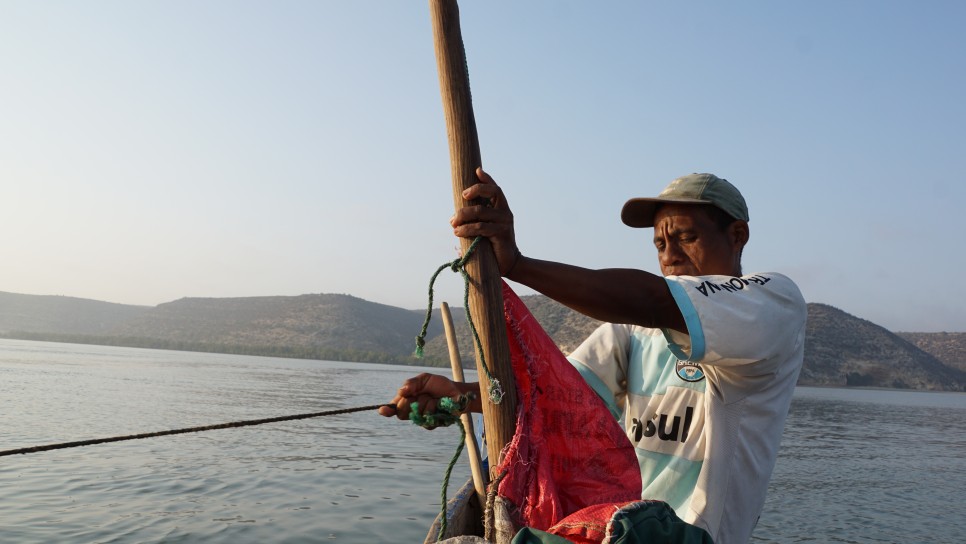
[729,220,750,251]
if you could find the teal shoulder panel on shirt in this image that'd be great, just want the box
[665,278,706,362]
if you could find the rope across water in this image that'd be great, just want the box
[6,237,501,540]
[0,404,392,457]
[4,399,470,539]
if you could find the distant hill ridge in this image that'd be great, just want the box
[802,303,965,390]
[896,331,966,372]
[114,293,442,360]
[1,290,964,391]
[0,291,149,335]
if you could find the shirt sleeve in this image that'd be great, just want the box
[566,323,633,419]
[663,272,807,371]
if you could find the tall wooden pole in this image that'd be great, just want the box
[428,0,517,475]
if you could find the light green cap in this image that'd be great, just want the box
[620,173,749,228]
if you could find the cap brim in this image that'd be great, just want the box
[620,197,712,228]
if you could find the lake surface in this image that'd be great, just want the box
[1,339,964,543]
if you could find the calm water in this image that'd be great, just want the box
[1,339,964,543]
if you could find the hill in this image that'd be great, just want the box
[801,304,965,390]
[895,332,966,372]
[1,290,964,391]
[0,291,150,335]
[110,294,448,364]
[1,292,442,365]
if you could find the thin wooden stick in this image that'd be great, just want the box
[440,302,489,504]
[429,0,517,477]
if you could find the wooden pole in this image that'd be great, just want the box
[428,0,517,475]
[441,302,488,503]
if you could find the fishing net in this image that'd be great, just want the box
[493,283,642,535]
[432,283,712,544]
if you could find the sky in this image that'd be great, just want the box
[1,1,964,332]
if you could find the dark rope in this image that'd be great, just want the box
[0,404,393,457]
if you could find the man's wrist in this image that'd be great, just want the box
[504,249,523,278]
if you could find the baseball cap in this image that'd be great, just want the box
[620,173,749,228]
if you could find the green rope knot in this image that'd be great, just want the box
[414,335,426,358]
[413,237,502,405]
[408,393,473,540]
[408,393,474,430]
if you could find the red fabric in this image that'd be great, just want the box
[545,501,642,543]
[494,283,642,539]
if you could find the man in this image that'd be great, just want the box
[381,169,806,543]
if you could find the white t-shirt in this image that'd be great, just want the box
[568,272,806,544]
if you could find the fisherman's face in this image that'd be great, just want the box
[652,204,747,277]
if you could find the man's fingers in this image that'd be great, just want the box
[462,182,505,206]
[383,373,462,423]
[452,205,511,227]
[382,393,447,423]
[476,167,497,185]
[390,396,415,421]
[453,221,510,240]
[397,373,433,397]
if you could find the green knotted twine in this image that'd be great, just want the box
[413,236,504,405]
[408,394,474,541]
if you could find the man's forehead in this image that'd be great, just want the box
[653,202,712,225]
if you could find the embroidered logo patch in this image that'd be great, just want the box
[675,360,705,382]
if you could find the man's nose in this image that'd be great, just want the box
[660,242,684,265]
[660,243,681,263]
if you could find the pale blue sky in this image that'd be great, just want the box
[2,1,964,332]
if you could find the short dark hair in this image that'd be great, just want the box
[702,205,744,272]
[697,205,738,231]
